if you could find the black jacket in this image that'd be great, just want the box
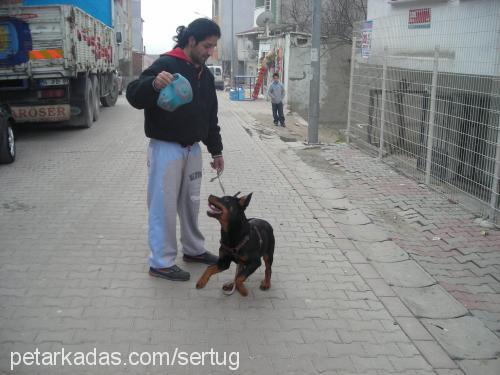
[126,49,222,156]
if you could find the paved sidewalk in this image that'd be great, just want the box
[231,96,500,375]
[0,94,497,374]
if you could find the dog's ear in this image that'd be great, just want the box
[238,193,253,210]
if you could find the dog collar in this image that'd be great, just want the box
[220,224,263,255]
[220,235,250,255]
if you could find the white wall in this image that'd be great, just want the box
[365,0,500,76]
[282,34,350,127]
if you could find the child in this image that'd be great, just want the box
[267,73,285,126]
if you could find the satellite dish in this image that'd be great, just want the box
[256,11,274,27]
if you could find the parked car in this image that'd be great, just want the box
[0,106,15,164]
[207,65,224,90]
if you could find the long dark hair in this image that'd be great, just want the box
[173,18,221,48]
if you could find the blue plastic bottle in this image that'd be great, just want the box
[157,73,193,112]
[238,86,245,100]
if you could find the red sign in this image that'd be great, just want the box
[409,8,431,29]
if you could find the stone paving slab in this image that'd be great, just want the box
[422,316,500,359]
[457,359,500,375]
[355,241,410,263]
[413,340,460,369]
[332,209,372,226]
[312,188,346,201]
[373,260,436,288]
[337,224,391,242]
[322,197,356,211]
[394,285,468,319]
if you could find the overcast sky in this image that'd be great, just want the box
[141,0,212,55]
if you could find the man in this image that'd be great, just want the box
[267,73,285,127]
[126,18,223,281]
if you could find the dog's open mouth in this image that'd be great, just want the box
[207,202,222,216]
[207,196,223,218]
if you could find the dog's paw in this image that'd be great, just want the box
[237,285,248,297]
[196,279,206,289]
[260,280,271,290]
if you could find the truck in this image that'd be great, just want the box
[0,0,121,133]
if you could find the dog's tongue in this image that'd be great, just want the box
[207,203,222,215]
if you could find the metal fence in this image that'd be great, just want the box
[347,3,500,224]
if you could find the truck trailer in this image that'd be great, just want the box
[0,0,120,132]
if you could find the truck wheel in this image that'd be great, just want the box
[81,76,94,128]
[91,75,100,122]
[0,116,15,164]
[101,76,119,107]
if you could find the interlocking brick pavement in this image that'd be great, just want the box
[0,95,461,374]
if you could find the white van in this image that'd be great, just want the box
[207,65,224,90]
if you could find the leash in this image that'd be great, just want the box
[209,168,232,293]
[223,264,240,296]
[209,170,225,195]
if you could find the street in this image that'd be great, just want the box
[0,93,499,375]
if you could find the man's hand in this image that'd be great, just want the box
[210,155,224,173]
[153,71,175,90]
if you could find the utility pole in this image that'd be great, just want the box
[308,0,321,144]
[230,0,234,88]
[127,0,133,83]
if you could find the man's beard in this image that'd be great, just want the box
[191,52,208,65]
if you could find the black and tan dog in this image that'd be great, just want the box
[196,193,275,296]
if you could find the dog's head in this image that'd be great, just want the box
[207,192,252,231]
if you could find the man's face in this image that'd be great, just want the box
[273,76,279,82]
[188,36,218,65]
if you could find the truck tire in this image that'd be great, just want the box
[68,75,94,128]
[0,115,15,164]
[91,75,100,122]
[101,75,119,107]
[81,76,94,128]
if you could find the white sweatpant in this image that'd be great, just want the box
[147,139,206,268]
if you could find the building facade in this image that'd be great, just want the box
[113,0,141,84]
[211,0,254,77]
[130,0,143,78]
